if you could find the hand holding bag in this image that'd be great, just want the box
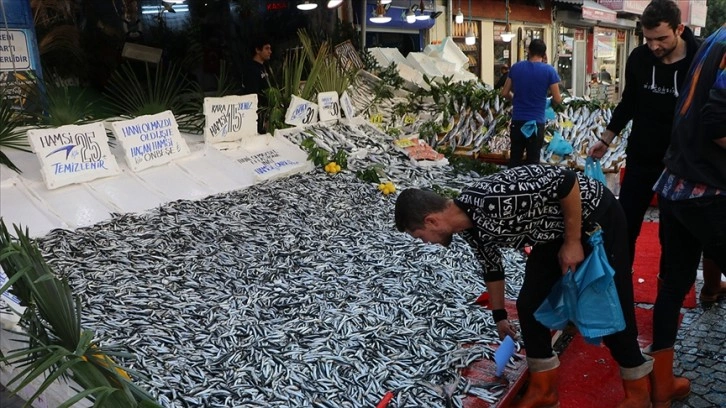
[535,230,626,345]
[584,156,607,185]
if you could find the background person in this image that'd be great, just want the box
[500,39,561,168]
[587,0,700,270]
[395,164,653,408]
[242,36,272,134]
[650,23,726,408]
[494,63,510,89]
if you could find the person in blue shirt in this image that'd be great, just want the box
[500,39,562,168]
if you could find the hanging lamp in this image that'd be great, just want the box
[327,0,343,8]
[405,1,416,24]
[369,0,392,23]
[297,1,318,11]
[464,0,475,45]
[455,2,464,25]
[501,0,515,42]
[416,0,430,20]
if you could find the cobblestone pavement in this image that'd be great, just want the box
[671,284,726,408]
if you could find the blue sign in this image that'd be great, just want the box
[0,0,43,105]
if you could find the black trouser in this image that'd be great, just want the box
[517,192,645,368]
[653,195,726,350]
[618,162,664,267]
[509,120,544,168]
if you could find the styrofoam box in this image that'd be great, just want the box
[406,53,444,78]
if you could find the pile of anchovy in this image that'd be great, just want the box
[35,121,528,407]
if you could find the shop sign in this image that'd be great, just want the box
[0,0,42,110]
[317,91,340,122]
[582,1,617,22]
[27,122,121,190]
[110,111,191,172]
[203,94,259,144]
[598,0,647,15]
[340,91,355,119]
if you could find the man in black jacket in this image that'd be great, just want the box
[242,37,272,134]
[649,24,726,408]
[587,0,700,269]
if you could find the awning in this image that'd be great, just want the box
[599,0,648,15]
[555,0,584,4]
[582,0,617,23]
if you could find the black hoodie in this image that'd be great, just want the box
[606,26,700,167]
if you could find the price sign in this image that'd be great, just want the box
[403,114,416,125]
[340,91,355,119]
[334,40,364,72]
[203,94,258,143]
[369,113,383,124]
[284,95,319,127]
[317,91,340,122]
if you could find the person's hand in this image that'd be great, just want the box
[558,239,584,275]
[587,140,608,159]
[496,319,518,340]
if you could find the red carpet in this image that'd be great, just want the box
[556,307,682,407]
[632,222,697,308]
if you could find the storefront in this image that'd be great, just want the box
[355,1,437,57]
[432,0,551,86]
[554,0,638,101]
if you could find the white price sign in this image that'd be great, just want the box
[317,91,340,122]
[340,91,355,119]
[284,95,319,127]
[0,30,31,71]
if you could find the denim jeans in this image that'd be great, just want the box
[509,120,544,168]
[518,193,645,368]
[618,163,665,267]
[653,195,726,350]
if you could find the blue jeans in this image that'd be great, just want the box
[618,163,664,267]
[653,195,726,350]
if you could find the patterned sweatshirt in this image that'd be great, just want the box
[454,165,609,282]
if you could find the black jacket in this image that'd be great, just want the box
[607,26,701,167]
[664,27,726,190]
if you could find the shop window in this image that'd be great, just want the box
[556,26,575,96]
[493,23,511,87]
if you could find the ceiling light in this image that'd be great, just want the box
[297,1,318,11]
[370,1,391,23]
[455,8,464,24]
[406,8,416,23]
[501,0,514,42]
[327,0,343,7]
[465,30,476,45]
[380,0,392,3]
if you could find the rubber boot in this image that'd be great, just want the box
[699,258,726,303]
[616,355,653,408]
[510,354,560,408]
[645,347,690,408]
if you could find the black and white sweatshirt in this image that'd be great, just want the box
[607,26,700,167]
[454,165,609,282]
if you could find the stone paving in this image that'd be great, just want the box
[671,286,726,408]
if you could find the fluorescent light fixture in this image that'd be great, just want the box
[164,0,186,3]
[141,5,188,14]
[327,0,343,7]
[465,30,476,45]
[406,8,416,23]
[297,1,318,11]
[380,0,392,3]
[455,9,464,24]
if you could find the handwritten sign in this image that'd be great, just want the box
[203,94,258,144]
[334,40,364,72]
[284,95,319,127]
[27,122,121,190]
[229,134,312,182]
[317,91,340,122]
[109,110,190,172]
[340,91,355,119]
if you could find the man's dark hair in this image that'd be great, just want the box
[394,188,449,232]
[528,39,547,58]
[250,36,272,57]
[641,0,681,30]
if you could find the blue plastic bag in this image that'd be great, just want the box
[534,230,626,345]
[520,120,538,139]
[494,335,516,377]
[545,98,556,121]
[584,156,607,185]
[546,131,573,156]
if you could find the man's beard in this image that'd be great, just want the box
[653,40,678,59]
